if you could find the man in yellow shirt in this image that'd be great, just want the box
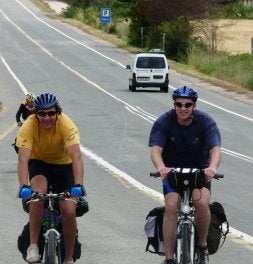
[17,92,85,264]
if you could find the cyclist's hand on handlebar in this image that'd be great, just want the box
[70,184,86,197]
[204,167,217,182]
[158,166,174,180]
[18,185,32,199]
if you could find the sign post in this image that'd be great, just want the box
[101,8,111,24]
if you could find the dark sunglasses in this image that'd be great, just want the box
[37,111,57,117]
[174,102,194,108]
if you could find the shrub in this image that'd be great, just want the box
[82,7,98,26]
[246,76,253,90]
[63,5,79,18]
[128,18,148,47]
[158,16,194,61]
[225,2,253,18]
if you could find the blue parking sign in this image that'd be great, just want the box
[101,8,111,24]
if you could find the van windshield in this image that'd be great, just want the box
[136,57,166,69]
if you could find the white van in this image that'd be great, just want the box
[126,49,169,92]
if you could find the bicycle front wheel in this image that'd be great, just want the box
[44,231,57,264]
[182,223,191,264]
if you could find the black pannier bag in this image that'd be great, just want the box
[17,219,82,262]
[207,202,229,255]
[144,202,229,256]
[60,227,82,262]
[144,206,165,255]
[17,222,44,261]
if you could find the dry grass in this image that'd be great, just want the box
[57,17,141,54]
[168,59,253,98]
[214,19,253,55]
[31,0,53,13]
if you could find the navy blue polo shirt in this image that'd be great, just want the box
[149,109,221,168]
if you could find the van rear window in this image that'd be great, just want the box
[136,57,165,69]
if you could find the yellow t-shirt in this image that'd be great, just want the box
[16,113,80,164]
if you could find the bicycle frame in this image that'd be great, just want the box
[43,191,62,264]
[176,189,197,264]
[28,190,76,264]
[150,168,223,264]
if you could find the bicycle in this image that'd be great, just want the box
[25,189,80,264]
[150,168,223,264]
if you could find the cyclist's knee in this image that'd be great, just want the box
[61,206,76,220]
[193,198,209,212]
[192,188,210,204]
[165,199,178,215]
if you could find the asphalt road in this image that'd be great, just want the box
[1,1,253,263]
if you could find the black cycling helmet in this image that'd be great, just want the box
[35,92,61,112]
[172,85,198,102]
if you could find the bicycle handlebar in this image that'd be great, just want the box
[28,192,77,204]
[150,168,224,180]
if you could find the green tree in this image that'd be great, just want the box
[159,16,194,61]
[128,0,208,58]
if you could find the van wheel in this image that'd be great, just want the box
[130,85,136,92]
[161,86,168,93]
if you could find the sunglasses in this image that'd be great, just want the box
[37,111,57,117]
[174,102,194,108]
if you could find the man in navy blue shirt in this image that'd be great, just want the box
[149,85,221,264]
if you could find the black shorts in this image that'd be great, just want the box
[28,159,74,193]
[163,178,211,196]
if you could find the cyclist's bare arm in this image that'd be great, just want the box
[205,146,221,181]
[151,146,173,180]
[18,147,31,186]
[67,144,84,185]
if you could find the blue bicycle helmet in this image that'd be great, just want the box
[35,92,58,110]
[172,85,198,102]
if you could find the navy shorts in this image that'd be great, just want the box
[163,179,211,196]
[28,159,74,193]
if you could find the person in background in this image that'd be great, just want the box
[149,85,221,264]
[16,92,85,264]
[12,93,36,153]
[16,92,36,126]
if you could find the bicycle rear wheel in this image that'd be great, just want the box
[181,223,191,264]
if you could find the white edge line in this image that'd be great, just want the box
[15,0,126,68]
[81,146,253,245]
[1,56,28,94]
[229,226,253,244]
[81,145,163,200]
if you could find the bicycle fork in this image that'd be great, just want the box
[176,219,196,264]
[176,190,196,264]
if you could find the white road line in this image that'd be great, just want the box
[1,4,253,247]
[81,146,163,200]
[15,0,126,68]
[14,0,253,123]
[81,146,253,246]
[0,56,28,95]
